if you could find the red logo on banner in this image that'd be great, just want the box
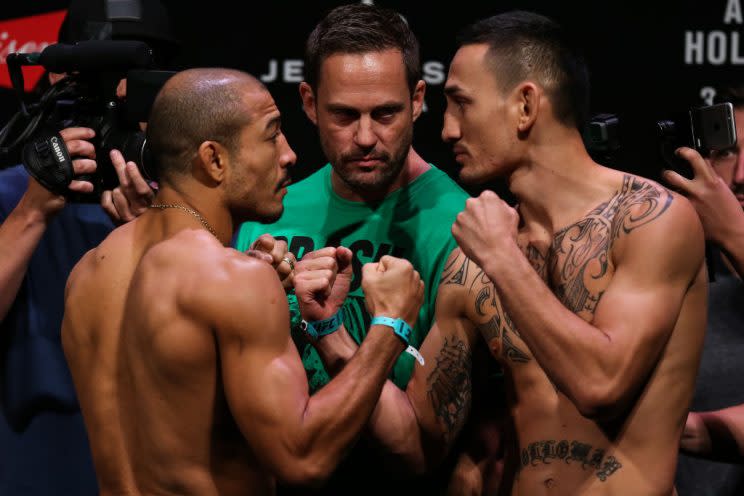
[0,10,67,91]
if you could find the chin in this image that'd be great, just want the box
[258,206,283,224]
[235,204,283,225]
[458,161,507,186]
[458,167,488,186]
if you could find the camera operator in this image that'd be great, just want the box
[664,86,744,496]
[0,1,174,494]
[0,128,152,321]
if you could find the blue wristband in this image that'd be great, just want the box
[370,316,425,366]
[370,316,412,344]
[301,311,343,340]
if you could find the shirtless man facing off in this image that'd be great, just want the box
[62,68,424,495]
[311,10,707,496]
[442,11,707,495]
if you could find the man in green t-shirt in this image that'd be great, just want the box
[235,5,467,394]
[234,4,479,494]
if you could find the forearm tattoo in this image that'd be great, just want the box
[442,250,532,363]
[426,336,472,443]
[520,439,623,482]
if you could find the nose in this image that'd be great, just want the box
[353,115,377,151]
[279,134,297,169]
[441,108,461,144]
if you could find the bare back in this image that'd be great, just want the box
[116,232,272,496]
[63,217,282,496]
[442,172,706,495]
[63,222,145,496]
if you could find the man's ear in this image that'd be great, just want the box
[412,80,426,122]
[299,82,318,125]
[196,140,228,183]
[515,82,540,132]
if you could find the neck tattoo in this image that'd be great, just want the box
[148,203,217,238]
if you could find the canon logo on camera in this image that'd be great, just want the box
[50,136,66,164]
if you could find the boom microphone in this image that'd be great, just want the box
[37,40,153,73]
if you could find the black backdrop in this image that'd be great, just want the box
[2,0,744,190]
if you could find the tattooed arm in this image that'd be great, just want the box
[311,249,480,472]
[454,184,706,421]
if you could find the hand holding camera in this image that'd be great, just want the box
[663,147,744,246]
[17,127,97,221]
[100,149,155,223]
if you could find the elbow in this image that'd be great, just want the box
[570,381,633,422]
[380,428,429,475]
[275,455,335,488]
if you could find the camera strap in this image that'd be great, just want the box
[22,132,75,195]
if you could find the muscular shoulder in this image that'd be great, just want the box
[609,174,704,279]
[162,234,289,343]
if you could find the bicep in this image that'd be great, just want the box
[218,317,311,468]
[591,208,704,376]
[213,261,310,470]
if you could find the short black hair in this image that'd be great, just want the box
[304,4,421,94]
[457,11,590,130]
[146,69,262,181]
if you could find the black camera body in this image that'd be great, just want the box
[657,102,737,178]
[0,41,175,200]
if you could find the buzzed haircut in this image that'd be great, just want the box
[146,68,264,180]
[457,11,590,130]
[304,3,421,95]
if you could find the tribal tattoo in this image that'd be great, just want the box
[427,336,473,443]
[549,176,672,318]
[441,252,469,287]
[520,439,623,482]
[442,250,532,364]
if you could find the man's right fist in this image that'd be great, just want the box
[294,247,353,323]
[362,255,424,329]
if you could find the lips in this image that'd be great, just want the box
[347,157,385,168]
[277,176,291,190]
[452,148,468,163]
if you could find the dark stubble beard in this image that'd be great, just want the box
[325,124,413,194]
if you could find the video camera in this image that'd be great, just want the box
[657,102,737,178]
[0,40,175,200]
[583,113,621,164]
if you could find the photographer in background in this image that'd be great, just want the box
[665,86,744,496]
[0,1,175,493]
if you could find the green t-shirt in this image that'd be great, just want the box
[234,163,468,391]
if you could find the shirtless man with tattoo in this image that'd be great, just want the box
[312,11,707,496]
[62,68,424,495]
[442,11,707,495]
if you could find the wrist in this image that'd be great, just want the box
[480,242,517,279]
[15,196,54,226]
[371,315,425,366]
[301,310,344,340]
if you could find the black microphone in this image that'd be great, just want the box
[38,41,153,73]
